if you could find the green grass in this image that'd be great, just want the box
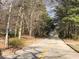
[9,38,24,48]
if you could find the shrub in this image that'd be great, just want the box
[72,34,79,40]
[9,39,24,48]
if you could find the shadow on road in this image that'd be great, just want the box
[0,56,5,59]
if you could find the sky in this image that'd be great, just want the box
[44,0,58,18]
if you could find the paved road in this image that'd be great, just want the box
[23,38,79,59]
[3,38,79,59]
[5,31,79,59]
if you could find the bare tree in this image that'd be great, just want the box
[5,3,12,48]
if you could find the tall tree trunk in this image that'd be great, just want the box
[14,24,17,37]
[15,20,19,37]
[29,27,32,36]
[29,7,35,36]
[18,6,23,39]
[18,19,23,39]
[5,3,12,48]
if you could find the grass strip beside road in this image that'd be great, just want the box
[67,44,79,53]
[64,39,79,53]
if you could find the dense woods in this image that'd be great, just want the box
[0,0,79,49]
[0,0,53,48]
[56,0,79,40]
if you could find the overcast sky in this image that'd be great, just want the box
[44,0,58,18]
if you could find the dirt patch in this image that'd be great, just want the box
[1,36,41,56]
[64,39,79,53]
[0,43,5,49]
[64,39,79,45]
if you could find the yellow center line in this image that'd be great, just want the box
[38,43,52,59]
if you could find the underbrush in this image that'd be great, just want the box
[9,38,24,48]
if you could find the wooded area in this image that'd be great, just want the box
[0,0,53,48]
[56,0,79,40]
[0,0,79,48]
[0,0,79,58]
